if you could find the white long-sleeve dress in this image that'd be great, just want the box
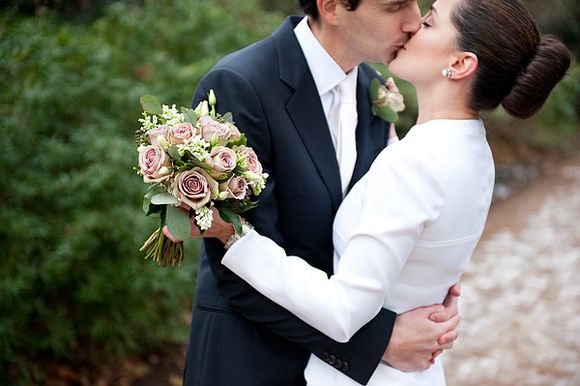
[222,119,495,385]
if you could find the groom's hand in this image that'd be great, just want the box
[162,206,234,244]
[381,284,461,371]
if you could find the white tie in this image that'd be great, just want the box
[336,76,358,195]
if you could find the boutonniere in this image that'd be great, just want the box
[370,76,405,123]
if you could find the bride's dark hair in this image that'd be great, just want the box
[452,0,571,119]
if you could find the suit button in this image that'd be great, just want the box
[335,358,343,369]
[322,352,330,362]
[329,355,336,365]
[342,361,350,372]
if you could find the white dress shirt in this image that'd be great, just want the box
[222,119,495,385]
[294,17,358,154]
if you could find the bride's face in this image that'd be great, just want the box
[389,0,461,84]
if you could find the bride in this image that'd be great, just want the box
[172,0,570,384]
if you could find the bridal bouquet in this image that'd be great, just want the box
[135,90,268,267]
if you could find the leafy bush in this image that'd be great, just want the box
[0,0,282,383]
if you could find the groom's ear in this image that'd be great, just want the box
[449,52,478,80]
[317,0,341,25]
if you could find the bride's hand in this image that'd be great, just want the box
[163,205,236,244]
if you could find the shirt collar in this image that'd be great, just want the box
[294,17,358,96]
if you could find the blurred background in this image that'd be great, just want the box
[0,0,578,385]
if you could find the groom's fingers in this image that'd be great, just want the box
[429,284,461,322]
[437,314,461,347]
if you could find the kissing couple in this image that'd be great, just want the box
[166,0,570,385]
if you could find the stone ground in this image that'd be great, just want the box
[131,158,580,386]
[443,158,580,386]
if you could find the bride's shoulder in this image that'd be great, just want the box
[371,132,444,179]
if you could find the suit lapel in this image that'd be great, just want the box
[274,17,343,210]
[347,68,381,192]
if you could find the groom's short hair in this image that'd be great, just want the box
[297,0,361,19]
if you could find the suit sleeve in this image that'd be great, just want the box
[192,66,397,384]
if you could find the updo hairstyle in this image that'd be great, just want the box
[451,0,571,119]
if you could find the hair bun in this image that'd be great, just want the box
[502,36,571,119]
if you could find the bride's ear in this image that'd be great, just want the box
[448,52,478,80]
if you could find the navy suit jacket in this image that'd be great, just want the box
[184,16,397,386]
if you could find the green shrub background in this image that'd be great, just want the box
[0,0,577,384]
[0,0,283,383]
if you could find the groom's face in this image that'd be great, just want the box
[336,0,422,64]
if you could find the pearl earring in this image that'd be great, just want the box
[441,67,452,79]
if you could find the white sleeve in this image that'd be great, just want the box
[222,143,445,342]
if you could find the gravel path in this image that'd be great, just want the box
[443,158,580,386]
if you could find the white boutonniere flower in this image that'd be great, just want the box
[370,76,405,123]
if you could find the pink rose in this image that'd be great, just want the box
[146,125,168,146]
[173,168,218,210]
[167,122,197,145]
[138,145,173,183]
[219,176,247,200]
[199,116,231,144]
[236,145,263,174]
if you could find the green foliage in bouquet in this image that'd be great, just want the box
[135,93,267,267]
[0,0,282,383]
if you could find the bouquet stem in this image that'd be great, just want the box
[140,228,184,267]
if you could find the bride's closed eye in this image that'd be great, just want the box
[421,12,433,28]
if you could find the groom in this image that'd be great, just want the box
[183,1,461,385]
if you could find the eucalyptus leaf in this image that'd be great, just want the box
[143,195,151,214]
[217,206,242,234]
[151,192,180,206]
[374,106,398,123]
[140,95,163,115]
[166,205,191,241]
[370,78,381,101]
[222,112,233,123]
[144,183,164,199]
[182,107,197,126]
[168,146,182,161]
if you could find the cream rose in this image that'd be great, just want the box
[226,122,242,142]
[138,145,173,183]
[167,122,197,145]
[146,125,168,146]
[199,116,231,144]
[173,168,218,210]
[210,146,237,172]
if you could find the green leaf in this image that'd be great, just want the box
[140,95,163,115]
[151,192,179,206]
[144,183,164,199]
[217,206,242,234]
[143,184,165,214]
[182,107,197,126]
[222,112,233,123]
[374,106,398,123]
[370,78,381,101]
[168,146,182,161]
[166,205,191,241]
